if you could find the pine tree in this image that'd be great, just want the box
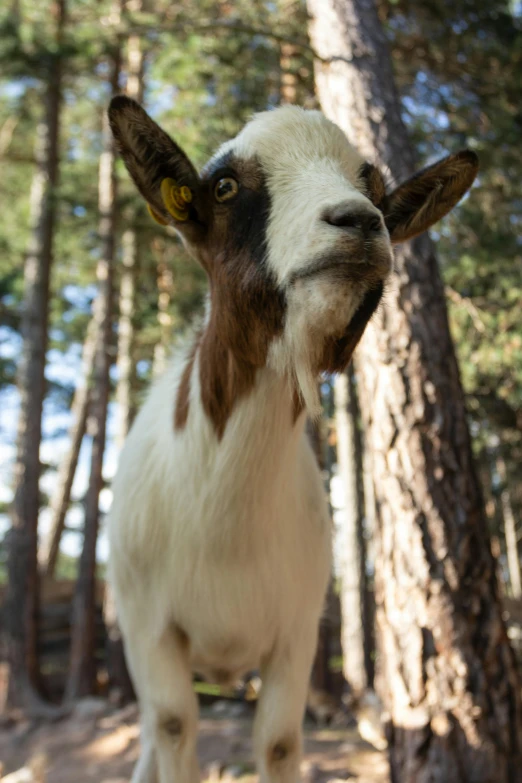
[4,0,67,711]
[66,16,122,701]
[308,0,522,777]
[38,317,96,577]
[382,0,522,601]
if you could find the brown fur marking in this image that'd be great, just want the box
[160,715,183,737]
[174,337,199,430]
[175,155,286,439]
[383,150,478,242]
[358,162,386,208]
[268,734,297,766]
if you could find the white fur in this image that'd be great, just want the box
[215,107,392,414]
[108,106,391,783]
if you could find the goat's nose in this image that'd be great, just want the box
[323,204,383,235]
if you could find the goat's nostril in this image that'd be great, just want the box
[323,205,382,235]
[366,215,382,233]
[325,212,358,229]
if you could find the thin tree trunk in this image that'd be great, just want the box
[497,455,521,600]
[306,391,337,705]
[66,33,121,702]
[334,369,371,697]
[105,13,144,703]
[115,18,144,449]
[308,1,522,779]
[39,318,96,577]
[347,369,375,689]
[278,0,298,105]
[307,393,330,692]
[280,41,297,105]
[115,228,138,447]
[151,239,175,378]
[4,0,66,711]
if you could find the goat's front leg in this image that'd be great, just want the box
[131,717,158,783]
[128,626,200,783]
[253,627,318,783]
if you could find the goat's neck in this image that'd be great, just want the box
[190,311,307,482]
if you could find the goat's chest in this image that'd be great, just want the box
[156,469,330,682]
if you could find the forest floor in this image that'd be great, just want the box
[0,700,389,783]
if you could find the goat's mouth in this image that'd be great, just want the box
[290,248,391,287]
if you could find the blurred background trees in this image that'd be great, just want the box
[0,0,520,778]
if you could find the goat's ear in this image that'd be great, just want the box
[384,150,478,243]
[108,96,204,234]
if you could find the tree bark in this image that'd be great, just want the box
[4,0,66,711]
[38,318,96,577]
[308,0,522,780]
[334,369,371,696]
[66,34,121,702]
[497,455,521,600]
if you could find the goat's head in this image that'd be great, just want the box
[109,97,477,413]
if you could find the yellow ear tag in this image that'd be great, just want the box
[147,203,168,226]
[160,178,193,222]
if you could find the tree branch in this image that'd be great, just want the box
[120,13,340,62]
[445,285,487,333]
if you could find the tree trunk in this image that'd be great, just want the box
[105,16,144,704]
[348,369,375,687]
[306,391,333,698]
[497,455,521,600]
[334,369,371,696]
[151,239,175,378]
[66,36,121,702]
[38,318,96,577]
[115,20,144,449]
[280,41,297,105]
[279,0,298,105]
[308,1,522,780]
[4,0,66,711]
[115,228,138,448]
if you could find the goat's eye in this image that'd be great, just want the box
[214,177,239,203]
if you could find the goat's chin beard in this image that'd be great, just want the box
[267,331,321,419]
[267,329,341,421]
[294,361,323,420]
[266,278,384,420]
[269,283,384,419]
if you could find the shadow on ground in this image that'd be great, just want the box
[0,701,389,783]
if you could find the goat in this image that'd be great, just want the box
[107,96,478,783]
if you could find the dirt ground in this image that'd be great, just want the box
[0,700,389,783]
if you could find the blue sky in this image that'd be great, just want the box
[0,342,119,563]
